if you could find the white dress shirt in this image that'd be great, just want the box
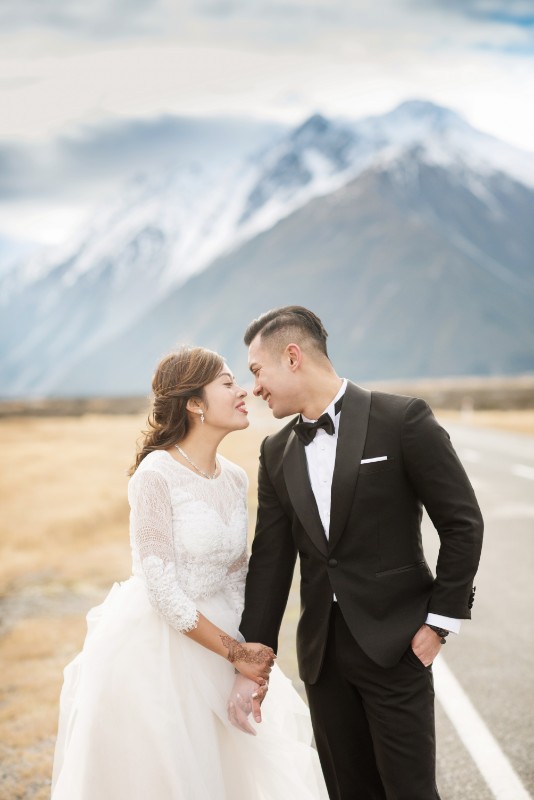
[301,379,460,634]
[301,380,346,538]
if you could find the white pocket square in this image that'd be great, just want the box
[361,456,388,464]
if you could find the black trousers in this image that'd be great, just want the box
[305,604,441,800]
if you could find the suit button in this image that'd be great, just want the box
[328,558,338,567]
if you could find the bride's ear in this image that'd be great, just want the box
[186,397,204,416]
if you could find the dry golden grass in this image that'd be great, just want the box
[0,404,530,798]
[0,616,88,800]
[438,408,534,436]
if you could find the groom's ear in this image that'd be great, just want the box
[285,343,302,371]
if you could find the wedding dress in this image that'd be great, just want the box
[51,450,327,799]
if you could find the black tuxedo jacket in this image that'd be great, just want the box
[240,381,483,685]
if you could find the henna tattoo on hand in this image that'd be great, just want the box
[220,635,273,665]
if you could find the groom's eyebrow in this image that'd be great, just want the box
[248,362,258,373]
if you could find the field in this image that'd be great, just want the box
[0,403,532,799]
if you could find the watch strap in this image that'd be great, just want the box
[426,624,449,643]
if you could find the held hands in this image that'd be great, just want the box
[410,624,444,667]
[220,635,275,683]
[220,635,274,733]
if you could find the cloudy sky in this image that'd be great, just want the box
[1,0,533,248]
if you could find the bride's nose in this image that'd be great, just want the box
[237,385,247,397]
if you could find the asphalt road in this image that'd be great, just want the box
[428,421,534,800]
[276,421,534,800]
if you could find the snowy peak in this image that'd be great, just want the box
[383,99,468,132]
[292,112,330,135]
[354,99,471,145]
[238,114,356,226]
[290,112,354,164]
[349,99,534,188]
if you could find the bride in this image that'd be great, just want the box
[51,345,327,799]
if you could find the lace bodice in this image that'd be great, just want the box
[127,450,249,632]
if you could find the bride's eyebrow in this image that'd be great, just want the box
[218,372,234,380]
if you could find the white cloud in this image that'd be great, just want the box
[2,34,532,153]
[1,0,533,249]
[0,0,163,36]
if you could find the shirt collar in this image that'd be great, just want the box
[301,378,347,430]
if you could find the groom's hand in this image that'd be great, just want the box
[227,675,268,734]
[411,624,443,667]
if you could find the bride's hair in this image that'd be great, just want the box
[129,345,224,475]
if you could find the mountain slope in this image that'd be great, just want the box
[51,148,534,396]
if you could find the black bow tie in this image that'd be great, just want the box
[293,395,344,446]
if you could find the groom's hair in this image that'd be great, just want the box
[244,306,329,359]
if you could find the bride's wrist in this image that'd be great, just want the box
[220,633,242,663]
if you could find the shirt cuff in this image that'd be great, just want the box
[425,613,461,634]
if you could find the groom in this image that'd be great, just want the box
[239,306,483,800]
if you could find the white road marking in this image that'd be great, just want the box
[512,464,534,481]
[434,658,532,800]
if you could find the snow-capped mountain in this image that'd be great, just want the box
[52,140,534,396]
[1,100,533,397]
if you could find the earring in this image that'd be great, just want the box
[200,412,205,424]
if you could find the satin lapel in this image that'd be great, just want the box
[328,382,372,552]
[283,429,328,557]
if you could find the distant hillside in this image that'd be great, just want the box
[2,375,533,417]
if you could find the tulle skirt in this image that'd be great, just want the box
[51,576,328,799]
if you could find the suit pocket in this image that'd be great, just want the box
[375,560,426,578]
[405,645,432,672]
[359,457,395,475]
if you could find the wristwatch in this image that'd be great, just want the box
[426,624,449,644]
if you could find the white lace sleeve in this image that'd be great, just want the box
[129,468,199,633]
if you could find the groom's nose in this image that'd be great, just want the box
[253,383,262,397]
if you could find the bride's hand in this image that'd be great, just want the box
[220,636,275,683]
[234,642,275,682]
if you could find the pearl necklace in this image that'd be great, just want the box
[175,445,218,480]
